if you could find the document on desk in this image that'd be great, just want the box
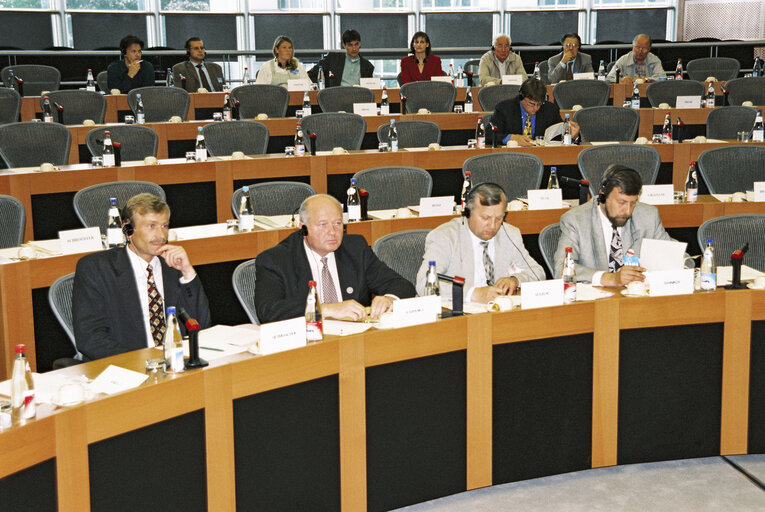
[90,365,148,395]
[717,265,765,286]
[170,223,228,240]
[0,372,63,403]
[639,239,687,271]
[195,325,256,360]
[253,215,294,230]
[323,320,374,336]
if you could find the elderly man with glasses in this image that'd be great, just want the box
[479,34,527,86]
[547,33,593,84]
[607,34,666,83]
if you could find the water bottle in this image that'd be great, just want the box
[547,167,560,189]
[11,344,35,423]
[380,86,389,115]
[305,281,323,342]
[107,197,124,247]
[562,247,576,303]
[86,68,96,92]
[597,60,606,81]
[533,61,540,80]
[238,185,255,232]
[135,93,145,124]
[102,130,115,167]
[700,238,717,291]
[752,109,764,142]
[294,122,306,156]
[685,162,698,203]
[631,85,641,109]
[456,66,465,88]
[448,63,454,83]
[302,90,312,116]
[388,119,399,152]
[661,112,672,143]
[195,127,207,161]
[347,178,361,222]
[424,261,440,296]
[317,66,326,90]
[674,58,683,80]
[460,171,472,212]
[242,67,250,85]
[42,96,54,122]
[706,81,715,108]
[464,86,473,113]
[562,114,572,145]
[164,307,185,373]
[166,68,174,87]
[475,116,485,148]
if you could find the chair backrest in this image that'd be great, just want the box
[353,166,433,210]
[231,181,316,217]
[202,120,269,156]
[376,120,441,148]
[86,125,159,161]
[478,84,521,112]
[725,77,765,106]
[300,112,366,152]
[0,88,20,124]
[317,86,375,113]
[697,214,765,272]
[400,81,456,113]
[127,86,190,122]
[697,145,765,194]
[462,153,544,200]
[48,273,81,358]
[1,64,61,96]
[538,223,561,277]
[232,259,259,325]
[73,181,166,235]
[96,70,109,93]
[463,59,480,85]
[372,229,429,288]
[573,106,640,142]
[645,80,705,107]
[577,144,660,197]
[538,60,551,85]
[0,121,71,167]
[686,57,740,82]
[43,90,107,125]
[231,84,290,119]
[706,106,757,140]
[553,79,610,109]
[0,194,25,248]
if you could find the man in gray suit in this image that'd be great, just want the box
[547,33,593,84]
[172,37,226,92]
[554,165,693,286]
[416,183,545,303]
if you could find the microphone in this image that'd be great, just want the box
[12,74,24,96]
[177,307,201,331]
[727,243,749,290]
[401,95,406,115]
[559,175,583,186]
[437,273,465,317]
[308,131,317,156]
[113,141,122,167]
[54,101,64,124]
[466,70,474,87]
[328,70,335,88]
[177,307,208,369]
[289,205,300,228]
[490,124,498,148]
[180,74,187,91]
[233,99,240,120]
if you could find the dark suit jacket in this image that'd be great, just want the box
[307,52,374,86]
[107,59,155,94]
[172,60,226,92]
[254,231,416,323]
[72,247,211,361]
[492,98,563,142]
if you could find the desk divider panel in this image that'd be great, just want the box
[747,321,765,453]
[0,458,57,512]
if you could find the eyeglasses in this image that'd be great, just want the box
[563,43,578,49]
[523,99,544,109]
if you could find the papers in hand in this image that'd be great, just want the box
[638,239,687,271]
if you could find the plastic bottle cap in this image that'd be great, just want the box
[309,280,316,287]
[15,344,25,353]
[166,306,176,315]
[706,238,714,244]
[429,261,435,265]
[565,247,572,253]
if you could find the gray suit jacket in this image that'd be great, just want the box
[172,60,225,92]
[554,199,693,282]
[546,52,594,84]
[416,218,545,298]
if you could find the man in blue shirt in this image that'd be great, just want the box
[308,29,375,87]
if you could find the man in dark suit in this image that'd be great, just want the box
[547,33,594,84]
[255,194,416,324]
[172,37,226,92]
[492,77,580,147]
[307,29,375,87]
[73,193,211,361]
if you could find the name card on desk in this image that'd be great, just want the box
[521,279,564,310]
[640,184,674,205]
[646,269,694,296]
[574,72,595,80]
[419,196,455,217]
[431,76,452,83]
[676,95,701,108]
[527,188,563,210]
[502,75,524,85]
[58,227,102,254]
[392,295,440,328]
[287,79,312,92]
[359,78,381,89]
[353,103,377,116]
[754,182,765,202]
[259,317,307,355]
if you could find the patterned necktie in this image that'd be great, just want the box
[523,114,532,137]
[608,226,624,273]
[321,257,339,303]
[481,241,494,286]
[196,64,212,90]
[566,61,574,81]
[147,264,166,346]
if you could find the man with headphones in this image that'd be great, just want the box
[554,165,694,286]
[172,37,226,92]
[254,194,416,324]
[416,183,545,303]
[107,34,155,94]
[72,193,211,361]
[492,77,580,147]
[478,34,527,87]
[547,33,593,84]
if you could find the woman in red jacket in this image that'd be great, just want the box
[400,31,444,84]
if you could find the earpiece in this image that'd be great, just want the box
[301,224,308,237]
[462,182,507,219]
[122,219,133,238]
[598,167,641,204]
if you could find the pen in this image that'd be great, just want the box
[200,346,224,352]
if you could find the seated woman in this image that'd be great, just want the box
[107,35,155,94]
[255,35,310,88]
[400,32,444,84]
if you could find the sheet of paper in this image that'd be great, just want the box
[368,209,398,220]
[0,372,68,403]
[252,215,293,230]
[639,238,687,271]
[322,320,374,336]
[717,265,765,286]
[575,283,614,301]
[169,223,228,240]
[199,324,259,347]
[589,141,621,146]
[544,122,565,142]
[90,365,148,395]
[711,193,732,202]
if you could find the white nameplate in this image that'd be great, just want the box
[359,78,381,89]
[676,95,701,108]
[352,102,377,116]
[754,182,765,202]
[419,196,455,217]
[639,184,674,205]
[431,75,452,83]
[392,295,440,328]
[287,78,312,92]
[527,188,563,210]
[58,227,102,254]
[259,316,307,355]
[501,74,524,85]
[573,72,595,80]
[646,268,694,296]
[521,279,564,310]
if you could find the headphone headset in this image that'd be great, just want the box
[462,182,507,219]
[121,206,134,240]
[597,167,641,204]
[301,224,308,237]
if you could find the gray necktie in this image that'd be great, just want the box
[481,241,494,286]
[321,257,338,303]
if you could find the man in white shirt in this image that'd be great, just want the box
[606,34,666,83]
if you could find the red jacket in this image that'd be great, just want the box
[400,55,444,84]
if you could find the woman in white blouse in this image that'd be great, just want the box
[255,35,310,88]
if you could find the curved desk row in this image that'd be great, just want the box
[1,289,764,511]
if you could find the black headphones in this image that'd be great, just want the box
[597,167,641,204]
[122,206,134,239]
[462,182,507,219]
[301,224,308,237]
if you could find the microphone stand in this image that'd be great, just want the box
[178,307,208,369]
[54,102,64,124]
[308,132,317,156]
[726,244,749,290]
[438,273,465,317]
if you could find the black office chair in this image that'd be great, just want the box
[43,90,107,125]
[232,259,259,325]
[0,121,71,167]
[0,194,25,249]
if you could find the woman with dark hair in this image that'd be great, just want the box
[399,31,444,84]
[107,35,155,93]
[255,35,310,88]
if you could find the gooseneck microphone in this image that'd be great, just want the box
[178,307,208,369]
